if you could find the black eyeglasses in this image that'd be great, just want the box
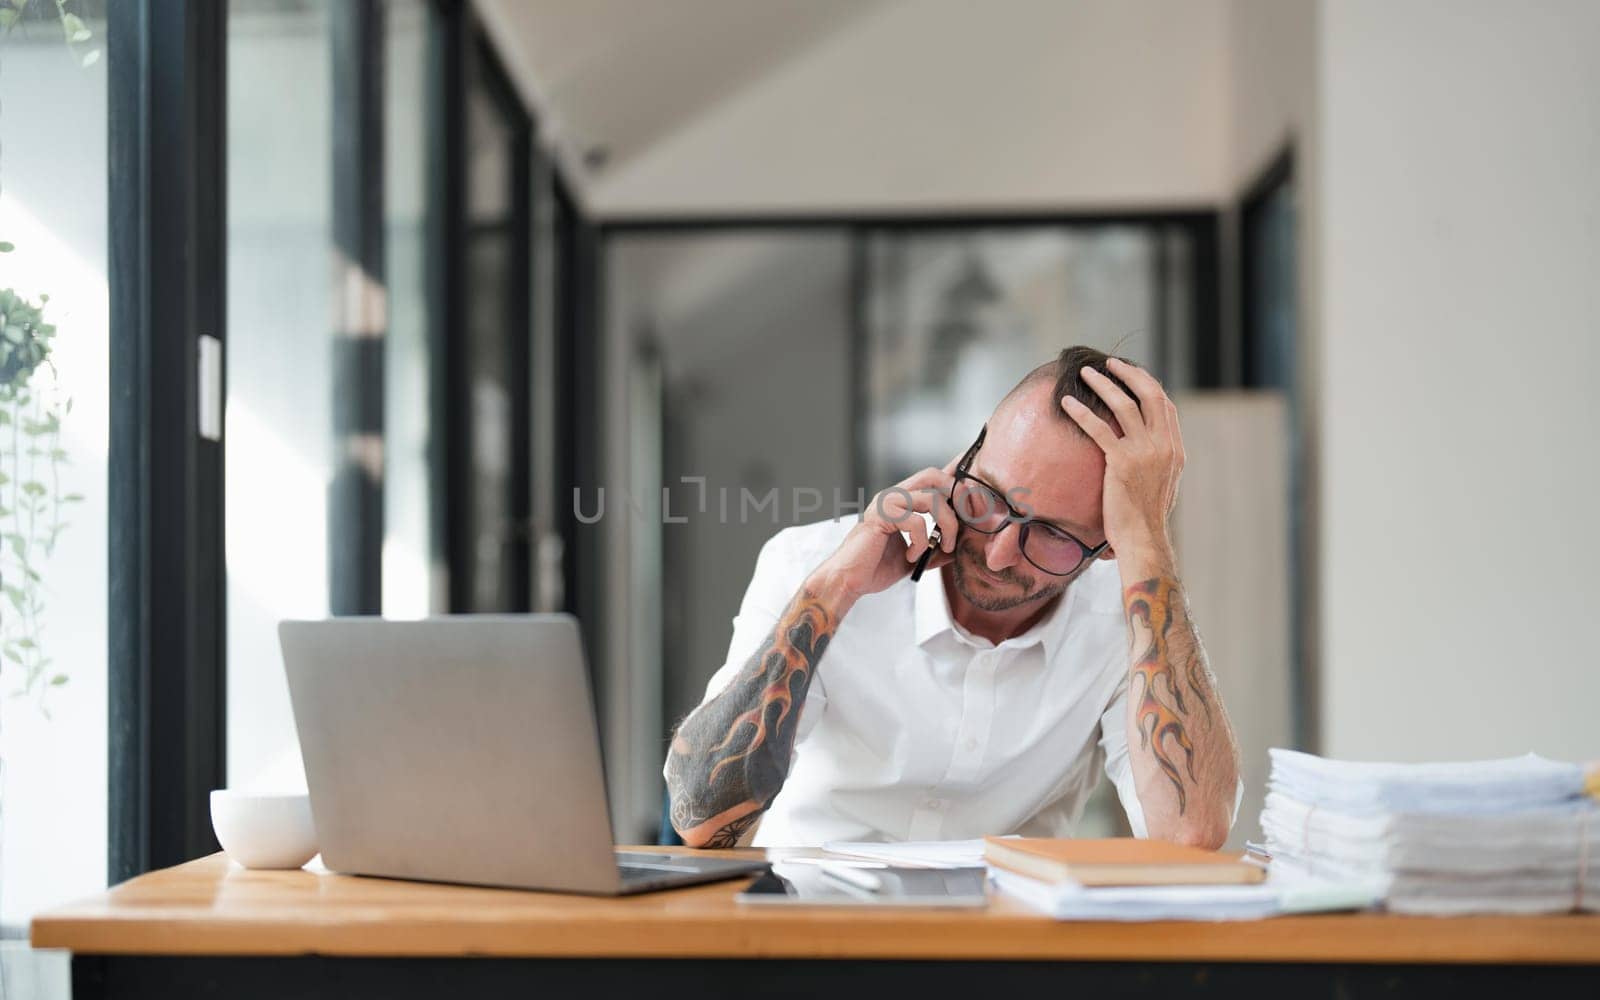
[910,425,1109,582]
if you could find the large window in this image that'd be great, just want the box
[225,0,441,793]
[0,4,110,931]
[453,38,532,613]
[224,0,338,793]
[9,0,562,934]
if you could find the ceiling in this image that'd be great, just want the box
[474,0,887,192]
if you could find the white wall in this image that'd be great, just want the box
[1228,0,1317,190]
[1317,0,1600,762]
[588,0,1232,216]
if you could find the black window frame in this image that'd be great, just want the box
[108,0,229,880]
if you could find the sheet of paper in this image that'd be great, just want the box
[821,838,1002,869]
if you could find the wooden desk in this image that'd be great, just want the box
[33,850,1600,1000]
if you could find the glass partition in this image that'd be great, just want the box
[383,0,436,618]
[860,225,1195,486]
[224,0,337,791]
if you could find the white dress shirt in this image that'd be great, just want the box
[673,516,1157,847]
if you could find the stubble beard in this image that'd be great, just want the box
[949,537,1066,612]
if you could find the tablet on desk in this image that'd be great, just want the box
[737,863,989,908]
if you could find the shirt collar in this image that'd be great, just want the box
[913,562,1082,658]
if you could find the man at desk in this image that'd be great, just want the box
[665,347,1241,850]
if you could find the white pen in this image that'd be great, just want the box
[818,861,885,893]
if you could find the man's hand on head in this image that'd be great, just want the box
[1059,358,1185,566]
[1063,359,1237,845]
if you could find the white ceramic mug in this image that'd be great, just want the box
[209,789,318,870]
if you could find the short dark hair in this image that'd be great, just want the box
[1004,345,1139,435]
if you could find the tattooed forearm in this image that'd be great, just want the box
[1123,577,1226,817]
[700,812,761,850]
[665,588,836,847]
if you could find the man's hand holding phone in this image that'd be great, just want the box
[810,457,963,609]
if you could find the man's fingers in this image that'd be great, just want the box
[929,486,959,553]
[903,509,931,562]
[900,464,954,494]
[1061,395,1121,452]
[1079,366,1146,439]
[1106,357,1171,435]
[1165,397,1186,466]
[923,547,956,573]
[907,485,959,556]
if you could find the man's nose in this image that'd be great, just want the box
[984,522,1025,572]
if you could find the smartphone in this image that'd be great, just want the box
[910,520,943,582]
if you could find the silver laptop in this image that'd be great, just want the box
[279,614,767,895]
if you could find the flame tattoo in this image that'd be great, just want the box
[1124,577,1212,815]
[705,606,828,784]
[665,590,835,846]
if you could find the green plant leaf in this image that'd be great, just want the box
[61,12,91,42]
[50,674,68,686]
[3,648,22,665]
[17,638,36,650]
[0,10,18,31]
[21,481,45,497]
[82,47,101,68]
[63,492,84,503]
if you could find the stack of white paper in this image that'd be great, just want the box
[1262,748,1600,915]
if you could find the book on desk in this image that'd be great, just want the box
[983,837,1266,887]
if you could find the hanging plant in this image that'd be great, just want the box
[0,289,78,713]
[0,0,96,716]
